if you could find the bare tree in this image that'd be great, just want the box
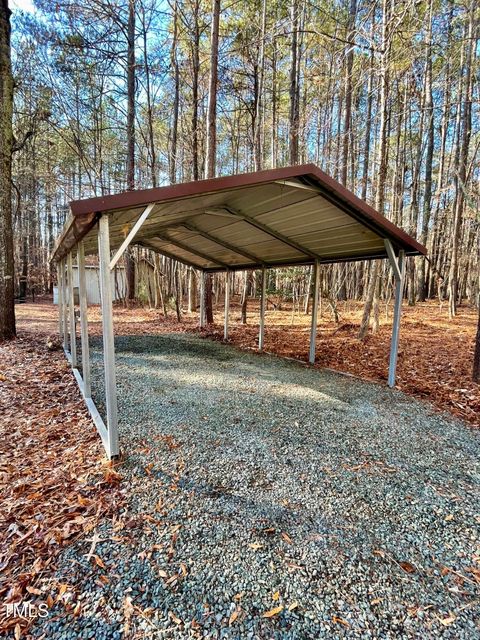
[0,0,15,340]
[288,0,300,164]
[205,0,220,180]
[203,0,221,324]
[125,0,136,301]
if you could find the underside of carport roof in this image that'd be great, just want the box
[52,164,426,459]
[52,164,425,268]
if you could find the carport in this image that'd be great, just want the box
[51,164,426,459]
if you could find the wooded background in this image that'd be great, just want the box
[7,0,480,331]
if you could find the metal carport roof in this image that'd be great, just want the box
[52,164,426,267]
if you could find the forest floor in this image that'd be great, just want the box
[5,326,480,639]
[15,296,479,427]
[0,330,124,637]
[1,297,478,637]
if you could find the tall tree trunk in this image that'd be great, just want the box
[241,271,250,324]
[141,4,157,188]
[0,0,15,340]
[169,0,179,184]
[417,0,434,301]
[174,261,182,322]
[253,0,267,171]
[191,0,200,181]
[358,0,390,340]
[288,0,300,164]
[448,1,475,317]
[126,0,135,190]
[271,35,278,168]
[188,267,195,313]
[203,0,220,324]
[125,0,136,301]
[341,0,356,187]
[205,274,214,324]
[46,142,54,294]
[361,15,375,201]
[205,0,220,180]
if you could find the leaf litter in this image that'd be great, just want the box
[0,335,123,636]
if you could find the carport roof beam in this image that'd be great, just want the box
[181,221,265,265]
[154,232,230,268]
[206,206,321,260]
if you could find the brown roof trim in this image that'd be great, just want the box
[68,165,320,217]
[53,211,97,262]
[52,164,427,262]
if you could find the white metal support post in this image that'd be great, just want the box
[387,247,406,387]
[224,269,230,340]
[67,252,77,367]
[77,241,91,398]
[98,215,119,458]
[199,271,206,328]
[57,262,64,340]
[258,267,267,350]
[61,259,69,352]
[309,260,321,364]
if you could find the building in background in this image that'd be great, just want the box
[53,265,127,305]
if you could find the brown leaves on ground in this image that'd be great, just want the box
[0,334,123,636]
[203,300,479,427]
[262,604,284,618]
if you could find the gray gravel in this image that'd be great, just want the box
[32,333,479,639]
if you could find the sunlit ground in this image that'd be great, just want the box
[15,296,479,426]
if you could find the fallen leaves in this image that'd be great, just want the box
[145,462,155,475]
[344,459,397,475]
[249,542,263,550]
[56,583,69,602]
[437,613,457,626]
[373,549,418,575]
[281,532,293,545]
[229,607,241,625]
[169,611,182,625]
[399,561,417,574]
[0,335,123,636]
[92,554,106,569]
[262,604,283,618]
[197,300,480,428]
[102,465,123,484]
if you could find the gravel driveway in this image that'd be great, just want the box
[34,333,479,639]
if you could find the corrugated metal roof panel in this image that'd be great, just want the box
[53,164,427,267]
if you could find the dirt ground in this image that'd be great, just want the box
[15,296,479,427]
